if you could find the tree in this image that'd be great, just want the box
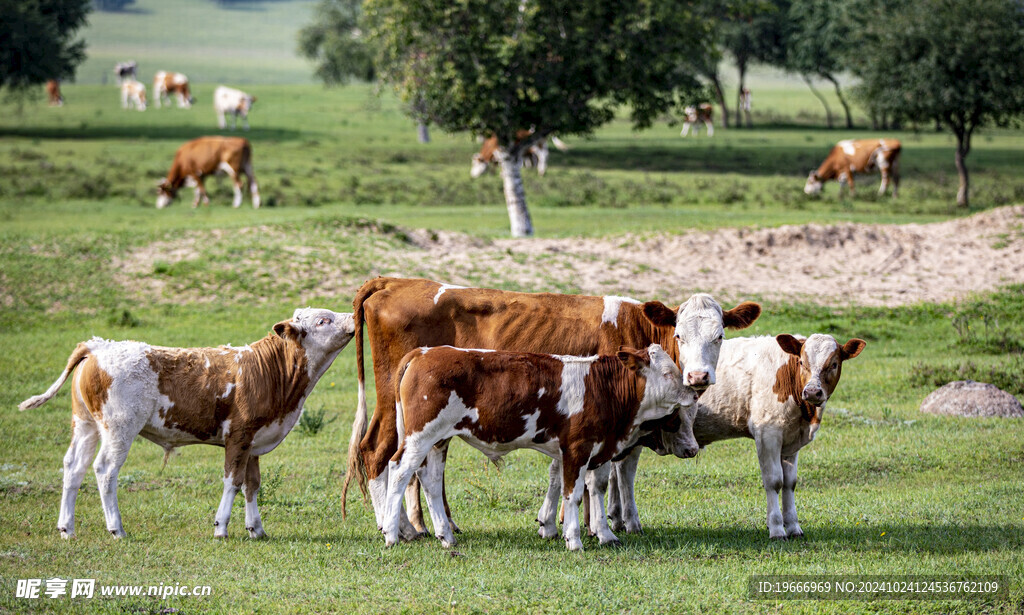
[365,0,712,236]
[720,0,791,127]
[0,0,90,96]
[297,0,375,86]
[786,0,856,128]
[851,0,1024,208]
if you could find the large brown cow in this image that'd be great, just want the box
[19,309,355,539]
[157,136,260,209]
[804,138,901,197]
[341,277,761,541]
[384,344,698,550]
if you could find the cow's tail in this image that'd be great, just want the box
[18,343,91,411]
[550,136,569,151]
[342,277,389,518]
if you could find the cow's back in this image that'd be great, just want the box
[692,336,779,445]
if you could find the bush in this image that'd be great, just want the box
[909,357,1024,397]
[297,406,335,436]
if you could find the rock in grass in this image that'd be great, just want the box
[920,380,1023,418]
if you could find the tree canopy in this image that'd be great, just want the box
[0,0,90,94]
[850,0,1024,207]
[298,0,375,85]
[365,0,713,236]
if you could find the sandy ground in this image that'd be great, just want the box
[119,205,1024,307]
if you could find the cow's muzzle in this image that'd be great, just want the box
[802,384,826,405]
[686,371,711,390]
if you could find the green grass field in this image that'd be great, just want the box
[2,3,1024,613]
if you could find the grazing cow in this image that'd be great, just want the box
[114,61,137,84]
[804,138,901,197]
[471,131,568,178]
[383,344,699,550]
[18,308,356,539]
[46,80,64,106]
[604,333,866,539]
[153,71,195,109]
[680,103,714,137]
[157,136,260,209]
[341,277,761,541]
[214,86,256,130]
[120,79,147,111]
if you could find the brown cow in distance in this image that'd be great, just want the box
[341,277,761,542]
[157,136,260,209]
[805,138,901,197]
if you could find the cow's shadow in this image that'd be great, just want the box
[0,125,302,142]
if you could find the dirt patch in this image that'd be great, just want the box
[115,206,1024,307]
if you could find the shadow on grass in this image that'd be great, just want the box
[0,125,303,142]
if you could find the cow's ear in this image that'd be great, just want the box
[616,346,649,372]
[273,320,304,342]
[642,301,677,328]
[776,334,804,357]
[841,339,866,360]
[723,301,761,330]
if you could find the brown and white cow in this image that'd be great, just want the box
[157,136,260,209]
[805,138,901,197]
[604,333,865,539]
[383,344,698,550]
[120,79,147,111]
[18,308,355,539]
[680,103,714,137]
[154,71,194,109]
[471,131,568,178]
[341,277,761,541]
[46,80,64,107]
[114,61,137,84]
[214,85,256,131]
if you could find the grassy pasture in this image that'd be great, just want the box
[3,14,1024,612]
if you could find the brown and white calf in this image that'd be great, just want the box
[342,277,761,541]
[805,138,901,197]
[46,80,64,106]
[680,103,714,137]
[154,71,194,109]
[18,308,355,539]
[383,344,698,551]
[114,61,137,84]
[606,333,865,539]
[120,79,147,111]
[214,85,256,130]
[471,131,568,178]
[157,136,260,209]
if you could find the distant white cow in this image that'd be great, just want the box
[121,80,147,111]
[680,103,714,137]
[214,86,256,130]
[154,71,194,109]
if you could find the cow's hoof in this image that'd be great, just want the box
[565,537,583,552]
[624,525,644,535]
[451,521,462,534]
[770,534,789,541]
[59,528,74,540]
[439,535,457,549]
[247,527,267,539]
[109,529,126,539]
[787,529,805,539]
[600,537,623,548]
[538,525,558,540]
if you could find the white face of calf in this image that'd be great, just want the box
[804,172,823,195]
[645,294,761,391]
[776,333,866,407]
[620,344,700,456]
[470,154,490,178]
[273,308,355,378]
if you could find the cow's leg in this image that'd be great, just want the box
[215,437,251,539]
[838,172,850,198]
[241,113,250,131]
[223,166,243,208]
[755,429,787,540]
[680,121,692,137]
[606,462,623,531]
[846,172,856,196]
[362,391,422,541]
[705,120,714,137]
[242,455,266,539]
[92,429,136,538]
[243,161,260,208]
[781,452,803,538]
[536,459,561,539]
[418,442,456,548]
[218,111,227,130]
[383,436,434,547]
[614,446,644,534]
[405,475,427,534]
[585,464,620,546]
[560,455,589,551]
[59,417,99,539]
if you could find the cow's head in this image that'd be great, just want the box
[617,344,700,457]
[804,171,823,195]
[776,333,865,413]
[470,153,491,178]
[156,179,176,208]
[274,308,356,372]
[642,294,761,391]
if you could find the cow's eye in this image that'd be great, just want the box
[674,333,682,341]
[315,317,331,327]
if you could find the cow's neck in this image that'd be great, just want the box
[814,161,837,181]
[244,335,312,417]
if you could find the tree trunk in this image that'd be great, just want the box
[497,150,534,237]
[735,61,749,128]
[709,71,730,129]
[802,74,833,129]
[825,75,853,129]
[417,123,430,143]
[953,129,971,208]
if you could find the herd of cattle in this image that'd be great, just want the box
[21,277,866,550]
